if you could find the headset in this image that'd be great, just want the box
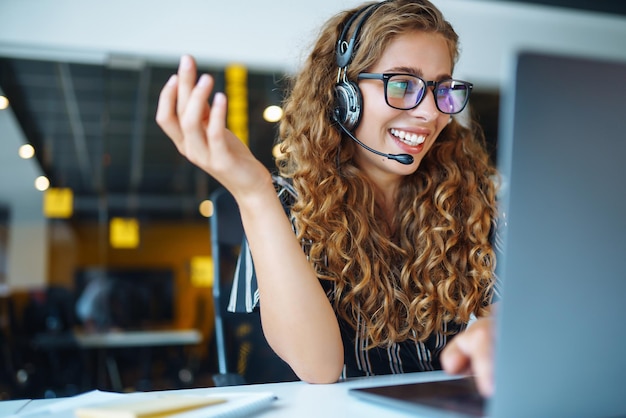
[333,0,414,165]
[333,2,385,131]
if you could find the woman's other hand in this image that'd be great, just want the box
[441,316,495,398]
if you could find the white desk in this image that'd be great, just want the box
[0,371,460,417]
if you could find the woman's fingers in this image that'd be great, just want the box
[440,341,471,374]
[155,74,184,148]
[179,74,215,161]
[207,92,228,142]
[441,318,495,398]
[155,57,217,159]
[155,55,253,186]
[176,55,197,116]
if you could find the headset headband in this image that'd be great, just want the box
[335,2,387,69]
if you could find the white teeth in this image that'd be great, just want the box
[390,129,426,146]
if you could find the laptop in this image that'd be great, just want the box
[349,51,626,417]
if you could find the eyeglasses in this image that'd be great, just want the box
[357,73,473,114]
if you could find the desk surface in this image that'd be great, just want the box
[0,371,460,417]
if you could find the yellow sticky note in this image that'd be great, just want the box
[190,256,213,287]
[110,217,140,249]
[75,395,225,418]
[43,188,73,218]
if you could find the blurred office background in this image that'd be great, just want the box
[0,0,624,400]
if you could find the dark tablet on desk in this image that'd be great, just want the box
[349,377,485,418]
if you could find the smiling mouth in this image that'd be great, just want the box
[390,128,426,146]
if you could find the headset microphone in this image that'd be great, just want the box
[334,117,414,165]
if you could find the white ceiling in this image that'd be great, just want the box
[1,0,625,221]
[2,0,625,83]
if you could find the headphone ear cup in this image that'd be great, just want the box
[333,81,362,131]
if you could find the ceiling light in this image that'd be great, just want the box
[272,143,284,159]
[19,144,35,159]
[0,96,9,110]
[35,176,50,191]
[263,105,283,123]
[199,200,214,218]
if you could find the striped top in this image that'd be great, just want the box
[227,175,501,379]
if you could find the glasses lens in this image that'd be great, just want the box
[435,80,470,114]
[386,75,425,109]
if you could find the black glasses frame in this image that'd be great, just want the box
[357,72,473,114]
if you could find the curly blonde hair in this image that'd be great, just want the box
[276,0,499,347]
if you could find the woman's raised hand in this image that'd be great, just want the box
[156,55,271,201]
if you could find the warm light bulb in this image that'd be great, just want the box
[272,143,284,159]
[35,176,50,191]
[199,199,214,218]
[0,96,9,110]
[263,105,283,122]
[19,144,35,159]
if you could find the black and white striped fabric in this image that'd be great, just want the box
[227,175,296,314]
[227,175,501,379]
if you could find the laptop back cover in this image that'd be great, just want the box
[490,51,626,418]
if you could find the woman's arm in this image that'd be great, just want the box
[156,55,343,383]
[239,187,343,383]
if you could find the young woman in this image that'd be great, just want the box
[157,0,500,397]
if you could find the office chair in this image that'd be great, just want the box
[209,187,297,386]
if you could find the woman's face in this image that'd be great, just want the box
[353,30,453,181]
